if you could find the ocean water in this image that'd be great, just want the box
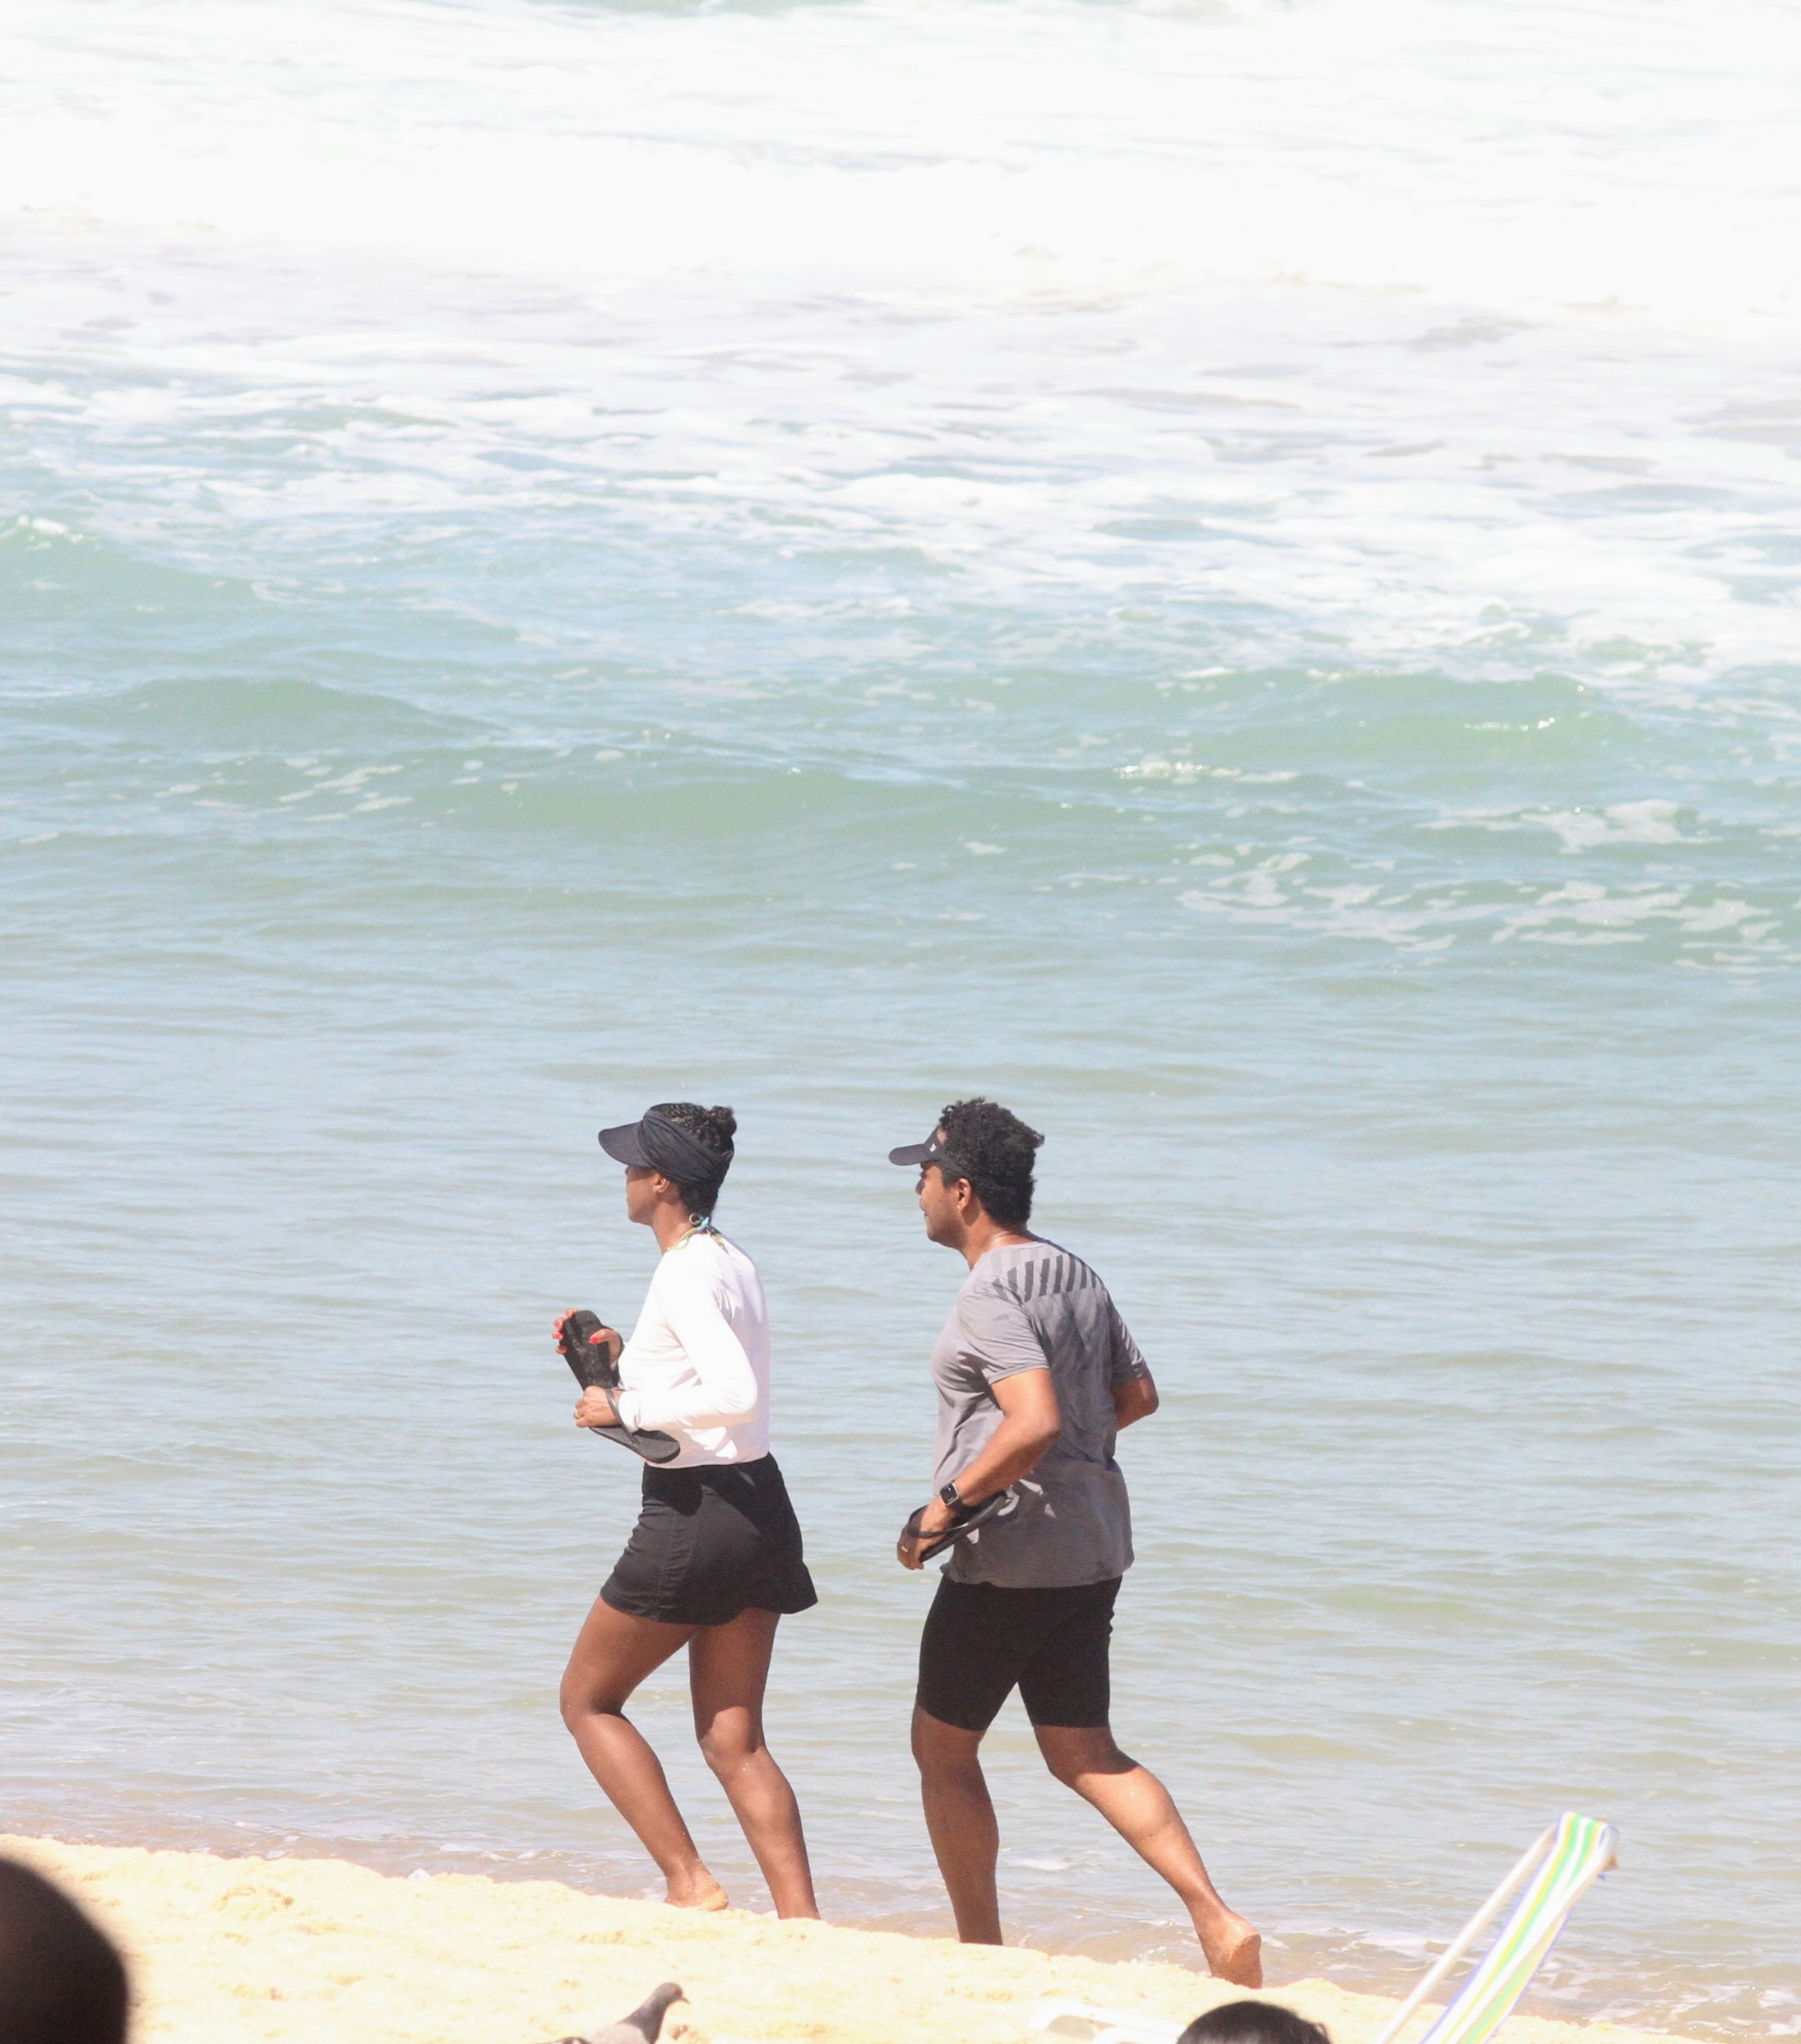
[2,0,1799,2033]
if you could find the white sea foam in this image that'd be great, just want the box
[2,0,1799,691]
[3,0,1799,317]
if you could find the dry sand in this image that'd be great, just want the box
[3,1834,1684,2044]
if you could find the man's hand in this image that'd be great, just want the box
[899,1371,1059,1572]
[897,1495,956,1571]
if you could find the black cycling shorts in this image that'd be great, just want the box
[915,1574,1121,1732]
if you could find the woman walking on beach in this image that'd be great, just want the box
[557,1103,819,1918]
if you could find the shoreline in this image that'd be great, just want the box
[2,1834,1695,2044]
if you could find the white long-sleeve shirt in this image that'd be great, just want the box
[610,1230,771,1467]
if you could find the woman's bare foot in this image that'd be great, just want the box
[664,1871,729,1912]
[1200,1915,1263,1988]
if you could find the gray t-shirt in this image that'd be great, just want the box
[929,1238,1147,1588]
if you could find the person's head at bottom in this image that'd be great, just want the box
[0,1858,129,2044]
[1178,2003,1330,2044]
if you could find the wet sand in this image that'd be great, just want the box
[2,1834,1690,2044]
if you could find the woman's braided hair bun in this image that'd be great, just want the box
[650,1101,736,1212]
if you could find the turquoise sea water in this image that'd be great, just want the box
[2,0,1799,2033]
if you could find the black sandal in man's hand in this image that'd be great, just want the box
[557,1309,682,1464]
[901,1488,1011,1563]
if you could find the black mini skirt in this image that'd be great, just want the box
[601,1454,817,1629]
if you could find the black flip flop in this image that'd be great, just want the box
[558,1309,683,1465]
[903,1489,1012,1562]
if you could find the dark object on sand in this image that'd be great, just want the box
[902,1487,1012,1561]
[547,1980,687,2044]
[558,1309,681,1464]
[0,1857,129,2044]
[1178,2004,1331,2044]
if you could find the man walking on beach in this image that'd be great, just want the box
[891,1098,1262,1986]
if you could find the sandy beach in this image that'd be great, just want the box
[3,1835,1689,2044]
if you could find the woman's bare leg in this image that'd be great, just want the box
[560,1594,728,1910]
[688,1608,820,1920]
[1033,1725,1262,1986]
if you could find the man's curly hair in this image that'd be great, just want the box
[936,1097,1044,1228]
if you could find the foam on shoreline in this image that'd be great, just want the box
[2,1834,1692,2044]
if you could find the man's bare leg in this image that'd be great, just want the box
[560,1595,729,1911]
[1035,1725,1262,1987]
[912,1707,1003,1943]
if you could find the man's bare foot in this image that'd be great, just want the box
[664,1874,729,1912]
[1201,1916,1262,1988]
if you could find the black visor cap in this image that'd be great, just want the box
[599,1121,655,1167]
[600,1110,734,1188]
[888,1136,967,1177]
